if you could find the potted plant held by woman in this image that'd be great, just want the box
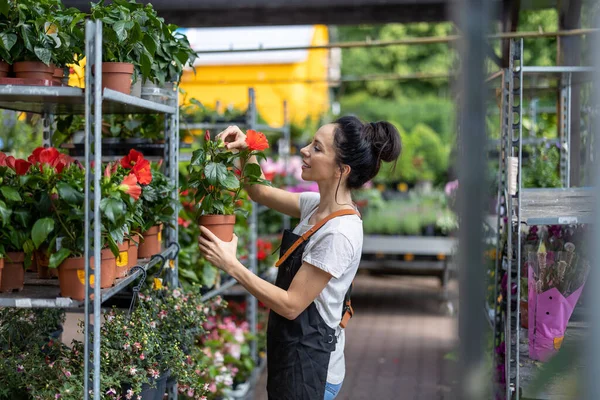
[186,130,270,241]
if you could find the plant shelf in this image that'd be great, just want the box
[517,188,595,226]
[0,245,177,308]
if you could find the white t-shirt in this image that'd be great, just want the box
[292,192,363,384]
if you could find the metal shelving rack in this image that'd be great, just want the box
[181,89,290,391]
[494,38,595,400]
[0,20,180,400]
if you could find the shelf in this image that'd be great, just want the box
[362,235,457,255]
[0,85,84,114]
[0,86,177,115]
[102,88,177,115]
[518,188,595,226]
[0,245,177,308]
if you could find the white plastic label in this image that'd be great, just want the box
[15,299,32,308]
[558,217,578,225]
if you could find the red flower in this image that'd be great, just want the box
[0,152,6,167]
[204,130,210,142]
[52,154,74,173]
[5,156,16,170]
[120,149,145,169]
[178,217,190,228]
[28,147,44,163]
[245,130,269,151]
[132,159,152,185]
[119,173,141,200]
[39,147,60,165]
[257,250,267,261]
[15,159,32,175]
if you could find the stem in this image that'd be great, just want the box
[50,198,76,242]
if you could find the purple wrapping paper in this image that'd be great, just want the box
[528,266,584,361]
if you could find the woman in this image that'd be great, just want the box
[198,116,402,400]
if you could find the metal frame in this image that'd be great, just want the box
[495,38,596,399]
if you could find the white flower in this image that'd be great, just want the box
[224,374,233,386]
[123,343,131,351]
[126,389,134,399]
[129,366,137,376]
[150,321,157,329]
[105,388,117,396]
[214,351,224,365]
[172,289,181,298]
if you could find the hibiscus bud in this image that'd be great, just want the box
[204,130,210,142]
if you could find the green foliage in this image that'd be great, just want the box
[0,111,41,157]
[0,0,85,66]
[522,144,562,189]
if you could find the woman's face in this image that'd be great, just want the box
[299,124,341,183]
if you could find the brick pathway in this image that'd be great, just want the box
[253,272,458,400]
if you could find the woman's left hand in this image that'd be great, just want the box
[198,226,239,272]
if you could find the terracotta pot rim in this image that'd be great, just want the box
[5,251,25,263]
[101,62,134,74]
[58,249,115,269]
[198,214,236,222]
[143,224,163,236]
[13,61,55,73]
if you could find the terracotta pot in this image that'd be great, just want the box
[36,250,58,279]
[115,241,130,278]
[520,300,529,329]
[0,61,9,78]
[198,215,236,242]
[57,249,117,301]
[138,225,163,259]
[13,61,54,81]
[53,67,64,84]
[127,238,139,269]
[101,62,134,94]
[0,252,25,292]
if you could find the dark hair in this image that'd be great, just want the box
[333,116,402,190]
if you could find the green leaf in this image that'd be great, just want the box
[113,21,128,42]
[190,149,205,166]
[34,47,52,65]
[205,162,228,186]
[100,198,124,224]
[0,186,21,202]
[49,248,72,269]
[202,264,218,287]
[212,201,225,214]
[0,32,16,52]
[0,0,8,16]
[142,34,157,56]
[32,218,55,249]
[179,268,199,282]
[140,50,152,79]
[222,172,240,190]
[243,163,263,179]
[0,200,11,226]
[57,182,83,204]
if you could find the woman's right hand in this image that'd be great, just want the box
[216,125,248,151]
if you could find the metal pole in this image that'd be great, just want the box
[247,88,258,364]
[93,20,103,400]
[586,12,600,400]
[505,64,514,400]
[560,73,572,188]
[515,38,524,400]
[41,113,54,148]
[83,19,94,400]
[455,0,490,398]
[282,100,291,231]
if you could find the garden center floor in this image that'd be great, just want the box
[254,272,459,400]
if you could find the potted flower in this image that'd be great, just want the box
[1,0,84,81]
[186,130,270,241]
[90,0,141,94]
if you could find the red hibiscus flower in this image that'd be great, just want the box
[0,152,7,167]
[28,147,44,163]
[120,149,145,170]
[5,156,16,170]
[245,130,269,151]
[39,147,60,165]
[132,159,152,185]
[15,159,32,175]
[119,173,142,200]
[52,154,74,174]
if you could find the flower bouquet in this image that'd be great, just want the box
[526,225,589,361]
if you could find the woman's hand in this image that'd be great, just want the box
[216,125,248,151]
[198,226,239,273]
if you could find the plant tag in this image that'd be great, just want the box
[15,299,32,308]
[153,278,163,290]
[558,217,577,224]
[56,237,64,251]
[77,270,94,285]
[116,251,128,267]
[157,231,162,243]
[169,259,175,269]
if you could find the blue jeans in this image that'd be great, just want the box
[324,381,343,400]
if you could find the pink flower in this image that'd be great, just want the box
[133,342,142,351]
[17,365,24,373]
[187,389,194,397]
[172,289,181,298]
[209,383,217,393]
[150,321,156,328]
[128,366,137,376]
[125,389,134,399]
[106,388,117,396]
[55,394,61,399]
[63,369,71,378]
[140,353,145,360]
[148,368,160,379]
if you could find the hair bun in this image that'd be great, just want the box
[364,121,402,163]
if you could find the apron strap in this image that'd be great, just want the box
[275,209,360,268]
